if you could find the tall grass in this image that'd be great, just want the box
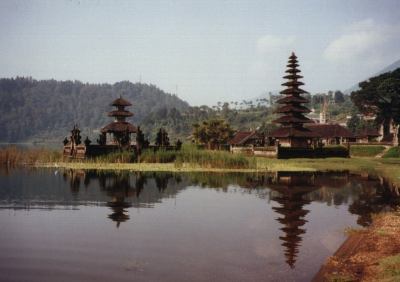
[0,146,62,166]
[139,149,177,163]
[177,145,257,169]
[139,144,257,169]
[91,151,136,163]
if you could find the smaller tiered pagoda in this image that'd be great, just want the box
[100,96,137,147]
[270,52,318,147]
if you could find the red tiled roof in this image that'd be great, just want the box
[356,128,381,138]
[228,131,262,145]
[101,121,137,133]
[306,124,354,138]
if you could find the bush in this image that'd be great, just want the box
[350,145,386,157]
[382,147,400,158]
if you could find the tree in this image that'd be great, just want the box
[136,126,146,153]
[84,136,91,146]
[351,68,400,143]
[192,119,234,149]
[334,91,345,104]
[155,128,170,147]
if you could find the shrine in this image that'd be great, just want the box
[270,52,319,147]
[63,96,137,158]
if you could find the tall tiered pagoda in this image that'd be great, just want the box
[271,52,318,147]
[101,97,137,147]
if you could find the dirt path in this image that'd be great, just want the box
[375,145,391,158]
[313,212,400,282]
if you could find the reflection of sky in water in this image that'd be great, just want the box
[0,169,398,282]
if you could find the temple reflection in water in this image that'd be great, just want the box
[268,173,319,268]
[63,170,185,227]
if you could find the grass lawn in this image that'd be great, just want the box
[350,145,386,157]
[383,146,400,158]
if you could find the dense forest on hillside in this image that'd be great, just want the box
[0,77,355,144]
[0,77,189,142]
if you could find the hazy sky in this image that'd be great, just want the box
[1,0,399,105]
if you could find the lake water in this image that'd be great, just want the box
[0,169,398,282]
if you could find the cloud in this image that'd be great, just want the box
[256,35,296,55]
[323,19,400,66]
[248,35,297,92]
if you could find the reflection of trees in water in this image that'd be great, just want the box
[348,177,400,226]
[269,173,319,268]
[63,170,184,228]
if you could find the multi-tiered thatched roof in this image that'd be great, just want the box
[101,97,137,134]
[271,53,318,139]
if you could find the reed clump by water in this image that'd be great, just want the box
[139,145,257,169]
[176,145,256,169]
[0,146,62,166]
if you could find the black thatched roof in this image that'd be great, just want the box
[108,110,134,117]
[269,126,320,138]
[101,121,137,133]
[111,97,132,107]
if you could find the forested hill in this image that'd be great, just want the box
[0,77,189,142]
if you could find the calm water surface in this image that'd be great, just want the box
[0,169,398,282]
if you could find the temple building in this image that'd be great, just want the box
[270,53,319,147]
[100,97,137,147]
[63,96,137,158]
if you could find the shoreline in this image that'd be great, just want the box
[36,157,400,186]
[312,212,400,281]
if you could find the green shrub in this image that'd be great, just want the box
[350,145,386,157]
[382,147,400,158]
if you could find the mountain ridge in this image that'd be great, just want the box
[344,59,400,94]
